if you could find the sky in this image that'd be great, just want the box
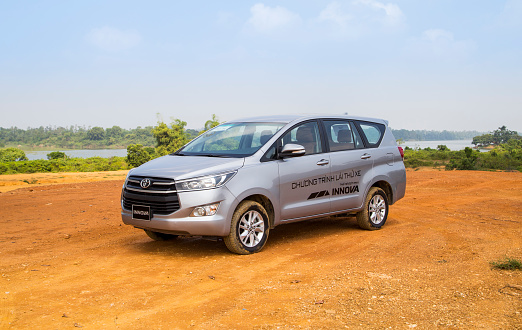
[1,0,521,132]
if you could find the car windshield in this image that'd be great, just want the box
[175,122,285,157]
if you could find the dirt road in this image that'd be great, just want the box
[1,169,521,329]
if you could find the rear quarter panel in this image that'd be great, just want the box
[371,127,406,204]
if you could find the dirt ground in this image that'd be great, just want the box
[1,169,521,329]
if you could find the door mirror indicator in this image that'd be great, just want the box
[279,144,306,158]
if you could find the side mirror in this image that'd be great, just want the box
[279,144,305,158]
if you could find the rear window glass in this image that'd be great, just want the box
[356,121,385,147]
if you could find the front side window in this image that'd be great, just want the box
[178,122,284,157]
[281,121,322,155]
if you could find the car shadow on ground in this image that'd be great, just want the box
[129,215,367,257]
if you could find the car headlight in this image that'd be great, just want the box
[175,171,236,192]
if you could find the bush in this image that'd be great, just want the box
[0,147,28,162]
[0,157,128,175]
[47,151,68,160]
[127,144,153,168]
[402,143,522,172]
[490,257,522,270]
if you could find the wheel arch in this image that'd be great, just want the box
[239,194,276,229]
[371,180,393,205]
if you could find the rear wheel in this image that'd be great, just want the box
[224,201,270,255]
[356,187,389,230]
[144,230,178,241]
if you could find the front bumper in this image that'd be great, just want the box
[121,186,238,237]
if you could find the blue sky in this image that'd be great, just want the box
[1,1,521,131]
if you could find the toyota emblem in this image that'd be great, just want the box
[140,178,151,189]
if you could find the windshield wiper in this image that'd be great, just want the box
[198,154,229,158]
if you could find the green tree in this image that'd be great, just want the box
[493,126,519,144]
[152,119,190,156]
[473,126,520,147]
[126,144,152,167]
[87,127,105,140]
[186,129,200,140]
[0,147,28,162]
[472,134,494,147]
[106,126,123,139]
[204,114,221,131]
[47,151,68,160]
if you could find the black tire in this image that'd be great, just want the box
[144,230,178,241]
[356,187,389,230]
[224,201,270,255]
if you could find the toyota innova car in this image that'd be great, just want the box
[121,115,406,254]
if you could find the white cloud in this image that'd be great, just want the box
[86,27,141,51]
[246,3,301,33]
[316,0,405,38]
[354,0,404,26]
[318,2,353,28]
[407,29,475,60]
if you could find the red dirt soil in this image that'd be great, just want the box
[1,169,521,329]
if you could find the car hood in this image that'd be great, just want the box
[128,155,245,180]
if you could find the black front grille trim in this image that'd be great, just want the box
[122,176,180,215]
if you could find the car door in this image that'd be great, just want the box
[322,119,374,212]
[277,121,332,221]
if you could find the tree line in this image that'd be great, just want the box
[0,125,160,149]
[391,129,484,141]
[1,123,487,150]
[0,114,221,174]
[1,117,521,174]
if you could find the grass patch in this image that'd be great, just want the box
[490,257,522,270]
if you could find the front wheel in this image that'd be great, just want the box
[356,187,389,230]
[224,201,270,255]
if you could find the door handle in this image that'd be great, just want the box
[361,153,372,160]
[316,159,329,166]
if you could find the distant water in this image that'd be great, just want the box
[401,140,476,151]
[22,141,482,160]
[25,149,127,160]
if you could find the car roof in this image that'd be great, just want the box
[227,114,388,126]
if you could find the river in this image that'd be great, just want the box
[25,149,128,160]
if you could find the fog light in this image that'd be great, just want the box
[191,203,220,217]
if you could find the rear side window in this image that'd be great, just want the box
[356,121,385,148]
[322,120,363,152]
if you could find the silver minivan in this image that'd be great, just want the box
[121,115,406,254]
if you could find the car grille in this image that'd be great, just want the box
[122,176,180,215]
